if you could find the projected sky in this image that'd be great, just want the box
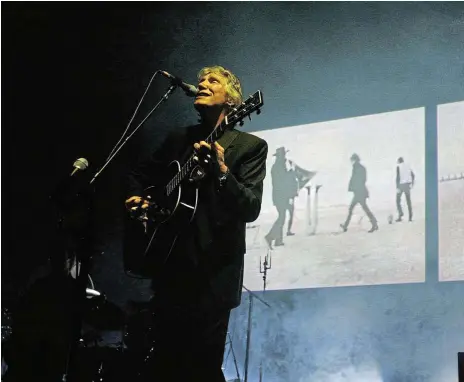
[244,107,426,291]
[438,100,464,282]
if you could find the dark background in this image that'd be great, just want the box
[3,2,464,381]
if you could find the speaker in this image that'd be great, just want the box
[459,352,464,382]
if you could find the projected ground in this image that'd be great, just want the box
[244,108,426,291]
[438,101,464,282]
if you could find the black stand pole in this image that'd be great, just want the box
[51,176,95,382]
[60,83,180,381]
[243,293,253,382]
[224,331,241,381]
[242,285,270,382]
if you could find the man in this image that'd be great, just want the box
[125,66,268,381]
[264,146,294,248]
[396,156,415,222]
[340,153,378,233]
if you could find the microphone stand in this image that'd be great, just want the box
[50,170,95,382]
[60,80,181,381]
[242,285,270,382]
[252,250,271,382]
[90,84,177,185]
[224,331,241,381]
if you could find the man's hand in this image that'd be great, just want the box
[125,196,150,212]
[125,195,153,222]
[193,141,228,174]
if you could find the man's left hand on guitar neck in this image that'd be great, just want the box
[193,140,229,174]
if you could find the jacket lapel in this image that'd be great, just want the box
[218,129,240,161]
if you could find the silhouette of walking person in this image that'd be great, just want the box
[340,153,378,233]
[396,157,415,222]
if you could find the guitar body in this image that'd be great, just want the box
[123,160,199,278]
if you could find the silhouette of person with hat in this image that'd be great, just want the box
[265,146,296,248]
[340,153,378,233]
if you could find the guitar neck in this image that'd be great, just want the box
[163,90,263,196]
[165,117,230,195]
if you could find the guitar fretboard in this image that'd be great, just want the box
[165,117,228,196]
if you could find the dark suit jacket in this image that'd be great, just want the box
[270,160,289,207]
[348,162,369,199]
[126,124,268,309]
[270,160,298,207]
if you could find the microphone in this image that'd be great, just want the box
[71,158,89,176]
[160,70,199,97]
[51,157,91,207]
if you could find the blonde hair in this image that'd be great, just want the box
[197,66,243,110]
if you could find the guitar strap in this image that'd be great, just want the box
[218,128,240,152]
[179,128,240,167]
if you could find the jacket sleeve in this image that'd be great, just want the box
[125,132,177,198]
[218,138,268,223]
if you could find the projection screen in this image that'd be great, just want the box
[244,107,426,291]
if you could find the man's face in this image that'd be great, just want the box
[194,73,228,110]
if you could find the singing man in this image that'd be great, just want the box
[125,66,268,381]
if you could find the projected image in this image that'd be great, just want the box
[438,101,464,281]
[244,108,426,291]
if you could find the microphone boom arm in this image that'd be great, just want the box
[89,83,177,185]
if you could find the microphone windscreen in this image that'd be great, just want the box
[73,158,89,170]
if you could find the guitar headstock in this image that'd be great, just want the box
[225,90,263,128]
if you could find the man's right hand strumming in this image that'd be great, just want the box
[125,196,153,222]
[125,196,151,213]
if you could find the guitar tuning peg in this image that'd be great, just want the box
[239,120,245,127]
[248,115,252,121]
[256,109,261,115]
